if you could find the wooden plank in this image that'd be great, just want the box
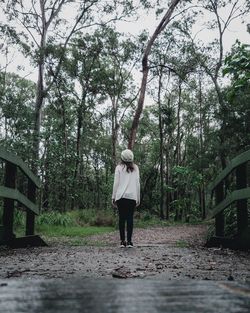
[236,163,248,233]
[2,162,16,242]
[0,279,249,313]
[215,182,224,237]
[206,232,250,249]
[0,186,39,215]
[207,187,250,219]
[26,180,36,236]
[208,150,250,193]
[0,148,41,188]
[8,235,48,248]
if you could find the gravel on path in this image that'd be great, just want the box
[0,224,249,281]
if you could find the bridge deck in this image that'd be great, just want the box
[0,278,250,313]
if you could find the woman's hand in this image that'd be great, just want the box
[112,199,117,208]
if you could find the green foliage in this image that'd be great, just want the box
[36,225,114,238]
[35,210,116,228]
[73,209,116,227]
[37,212,74,227]
[221,40,250,153]
[175,240,188,248]
[223,41,250,96]
[13,210,25,227]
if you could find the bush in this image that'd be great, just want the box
[75,209,97,226]
[14,210,25,227]
[37,211,74,227]
[91,212,115,227]
[75,209,116,227]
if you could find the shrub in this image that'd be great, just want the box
[75,209,116,227]
[37,211,74,227]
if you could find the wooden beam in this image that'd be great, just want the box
[215,182,224,237]
[26,180,36,236]
[0,186,39,214]
[208,150,250,193]
[0,148,41,188]
[207,187,250,219]
[236,163,248,233]
[2,162,17,242]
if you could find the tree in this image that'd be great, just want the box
[1,0,135,171]
[223,40,250,152]
[128,0,182,149]
[191,0,249,168]
[0,72,35,160]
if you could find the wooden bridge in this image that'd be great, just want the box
[206,149,250,249]
[0,148,249,312]
[0,148,46,248]
[0,278,249,313]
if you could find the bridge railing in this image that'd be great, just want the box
[206,150,250,249]
[0,148,46,248]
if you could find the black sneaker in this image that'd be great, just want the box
[127,242,133,248]
[120,241,126,248]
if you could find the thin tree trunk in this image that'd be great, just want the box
[176,79,182,166]
[111,97,119,172]
[165,141,170,220]
[70,104,84,210]
[32,59,45,173]
[198,72,206,219]
[61,100,68,212]
[128,0,182,149]
[158,68,164,219]
[32,0,48,173]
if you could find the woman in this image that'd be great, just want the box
[112,149,140,248]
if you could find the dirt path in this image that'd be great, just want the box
[0,224,249,281]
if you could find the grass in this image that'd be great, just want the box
[36,224,114,237]
[175,240,189,248]
[7,209,206,246]
[36,225,114,246]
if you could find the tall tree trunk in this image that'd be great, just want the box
[198,72,206,219]
[61,100,68,212]
[70,104,84,210]
[111,97,119,172]
[158,69,164,219]
[176,79,182,166]
[128,0,182,149]
[165,141,170,220]
[32,0,48,173]
[32,56,45,173]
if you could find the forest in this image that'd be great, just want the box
[0,0,249,225]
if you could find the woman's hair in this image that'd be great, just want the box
[121,160,135,173]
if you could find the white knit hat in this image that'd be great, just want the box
[121,149,134,162]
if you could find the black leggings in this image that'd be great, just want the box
[116,198,136,242]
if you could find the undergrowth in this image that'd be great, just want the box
[1,207,206,245]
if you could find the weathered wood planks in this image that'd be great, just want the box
[0,278,249,313]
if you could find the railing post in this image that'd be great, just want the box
[26,180,36,236]
[236,163,248,234]
[2,161,17,242]
[215,182,224,237]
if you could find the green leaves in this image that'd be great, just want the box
[223,41,250,95]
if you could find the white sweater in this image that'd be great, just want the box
[112,164,140,204]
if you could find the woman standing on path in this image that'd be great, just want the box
[112,149,140,248]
